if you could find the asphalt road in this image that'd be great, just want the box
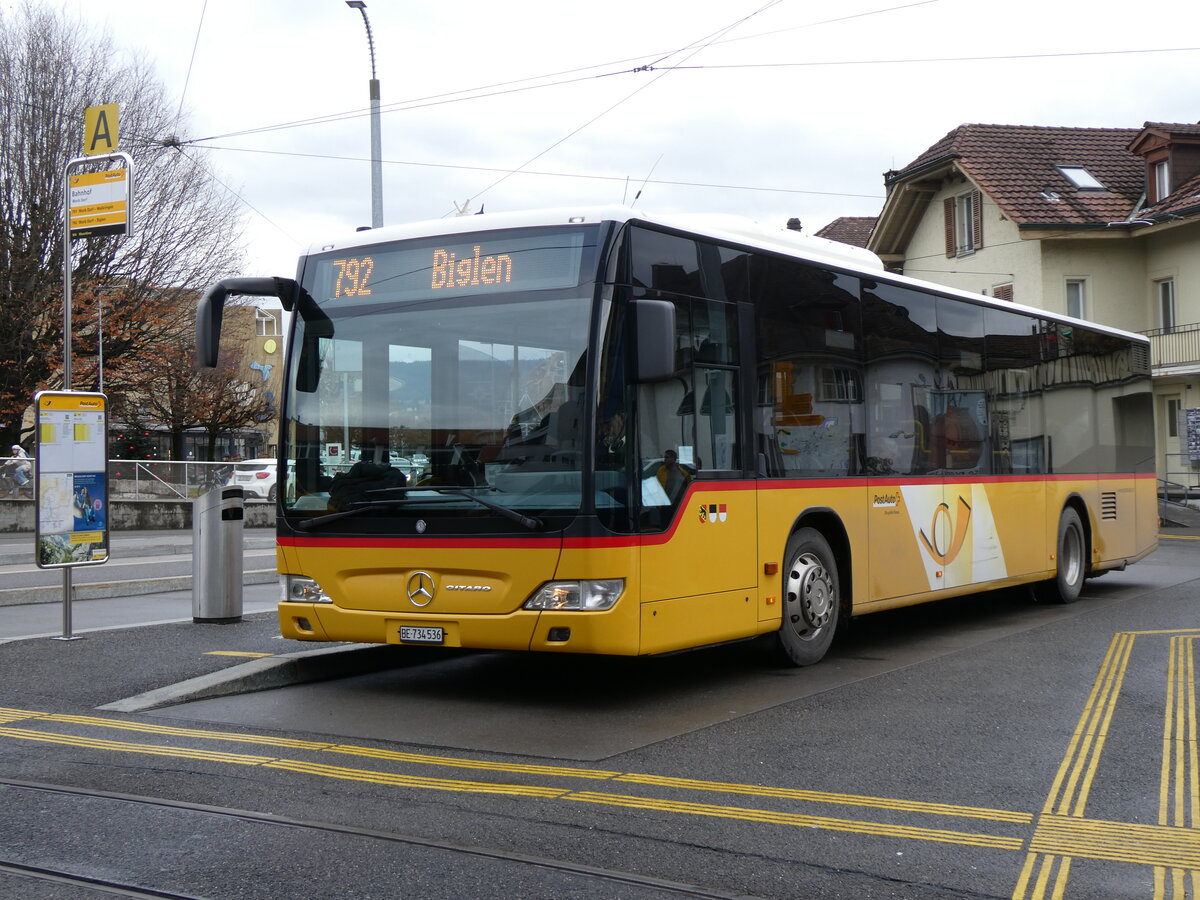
[0,531,1197,898]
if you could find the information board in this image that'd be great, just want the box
[68,167,129,238]
[35,391,109,568]
[1187,408,1200,462]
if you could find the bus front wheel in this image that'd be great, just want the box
[1035,507,1086,604]
[776,528,840,666]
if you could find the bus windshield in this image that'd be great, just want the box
[282,225,603,528]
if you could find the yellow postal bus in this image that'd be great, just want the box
[196,207,1157,666]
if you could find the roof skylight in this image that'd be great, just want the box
[1057,166,1106,190]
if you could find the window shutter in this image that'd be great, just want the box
[993,283,1014,302]
[971,190,983,249]
[944,197,956,257]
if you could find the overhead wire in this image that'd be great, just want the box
[455,0,788,211]
[195,142,885,200]
[173,0,208,130]
[141,0,1198,248]
[640,45,1200,72]
[171,40,1200,174]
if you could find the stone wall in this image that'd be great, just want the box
[0,499,277,533]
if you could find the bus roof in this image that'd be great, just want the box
[302,205,884,273]
[302,205,1148,347]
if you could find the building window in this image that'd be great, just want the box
[1158,279,1176,333]
[1065,279,1086,319]
[1167,397,1182,439]
[943,190,983,258]
[992,283,1014,302]
[256,307,279,337]
[1154,161,1170,202]
[818,366,862,402]
[1057,166,1106,190]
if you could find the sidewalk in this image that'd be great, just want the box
[0,528,391,713]
[0,527,278,606]
[0,527,276,567]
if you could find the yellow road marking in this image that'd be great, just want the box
[1031,815,1200,870]
[0,726,271,765]
[1156,635,1200,898]
[0,705,1030,850]
[265,759,571,798]
[31,712,332,750]
[615,773,1032,823]
[1016,633,1133,900]
[1041,632,1133,819]
[567,791,1023,850]
[1016,629,1200,899]
[329,743,620,780]
[205,651,274,658]
[9,629,1200,887]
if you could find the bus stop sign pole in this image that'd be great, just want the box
[54,150,133,640]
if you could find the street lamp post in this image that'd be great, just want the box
[346,0,383,229]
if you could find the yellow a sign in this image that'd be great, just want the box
[83,104,119,155]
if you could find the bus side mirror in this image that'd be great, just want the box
[196,277,296,367]
[633,299,675,383]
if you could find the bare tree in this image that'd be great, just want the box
[195,361,277,464]
[117,332,273,463]
[0,1,247,448]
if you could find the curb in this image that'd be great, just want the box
[0,569,278,607]
[98,644,402,713]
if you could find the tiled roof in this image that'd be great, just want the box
[1139,121,1200,138]
[1152,171,1200,218]
[815,216,877,247]
[892,124,1147,226]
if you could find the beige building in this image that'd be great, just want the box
[819,122,1200,487]
[218,303,285,460]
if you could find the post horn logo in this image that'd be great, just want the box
[918,496,972,566]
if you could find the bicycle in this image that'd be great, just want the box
[0,467,33,499]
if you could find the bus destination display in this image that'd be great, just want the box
[316,228,591,303]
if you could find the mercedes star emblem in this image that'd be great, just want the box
[406,571,435,607]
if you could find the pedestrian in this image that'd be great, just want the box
[4,445,32,496]
[656,449,692,502]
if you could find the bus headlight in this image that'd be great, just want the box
[523,579,624,611]
[281,574,334,604]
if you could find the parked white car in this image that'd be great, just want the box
[225,458,278,501]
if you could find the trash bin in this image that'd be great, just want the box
[192,486,244,623]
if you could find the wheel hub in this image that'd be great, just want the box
[786,552,833,630]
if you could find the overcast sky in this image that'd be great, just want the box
[42,0,1200,276]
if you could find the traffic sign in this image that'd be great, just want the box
[83,103,119,155]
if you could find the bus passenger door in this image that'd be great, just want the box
[634,291,758,653]
[863,375,943,603]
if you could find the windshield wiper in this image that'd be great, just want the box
[294,487,544,532]
[379,489,544,532]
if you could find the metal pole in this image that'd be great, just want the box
[97,295,104,393]
[369,77,383,229]
[347,1,383,228]
[54,151,131,641]
[59,162,76,641]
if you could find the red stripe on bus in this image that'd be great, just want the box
[279,471,1153,552]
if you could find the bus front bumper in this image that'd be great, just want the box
[279,602,642,655]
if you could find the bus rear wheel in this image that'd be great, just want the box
[1035,507,1086,604]
[776,528,840,666]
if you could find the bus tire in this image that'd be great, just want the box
[1035,507,1086,604]
[776,528,840,666]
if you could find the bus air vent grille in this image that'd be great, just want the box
[1101,491,1118,520]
